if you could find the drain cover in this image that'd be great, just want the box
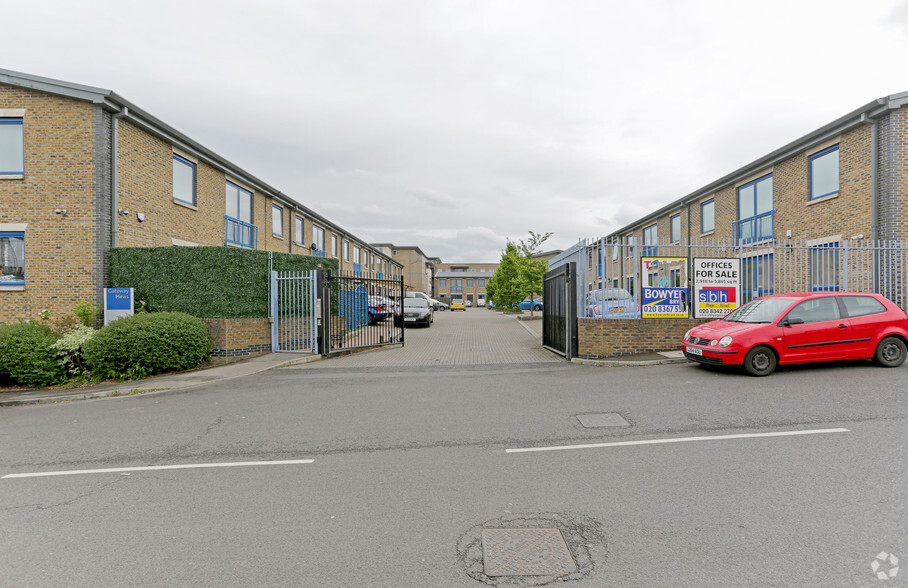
[482,528,577,576]
[576,413,630,428]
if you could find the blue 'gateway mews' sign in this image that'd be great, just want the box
[104,287,134,324]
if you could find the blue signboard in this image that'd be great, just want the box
[106,288,133,310]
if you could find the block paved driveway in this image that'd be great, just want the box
[313,308,560,367]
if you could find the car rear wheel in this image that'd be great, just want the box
[874,336,907,367]
[744,345,777,377]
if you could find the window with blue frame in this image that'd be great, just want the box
[272,204,283,237]
[294,216,304,245]
[741,253,774,303]
[439,278,447,287]
[670,214,681,243]
[0,118,24,175]
[451,279,462,292]
[225,181,255,248]
[467,279,473,287]
[479,279,485,287]
[172,154,196,205]
[736,174,773,242]
[0,232,25,285]
[810,242,840,291]
[810,145,840,200]
[331,235,338,257]
[312,225,326,255]
[643,223,658,256]
[701,199,715,234]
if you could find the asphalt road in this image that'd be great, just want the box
[1,312,906,586]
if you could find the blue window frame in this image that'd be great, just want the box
[0,118,24,175]
[312,225,326,256]
[172,154,196,205]
[642,223,658,257]
[331,235,338,257]
[225,181,255,248]
[271,205,283,237]
[810,243,840,291]
[439,278,447,287]
[741,253,774,303]
[670,214,681,243]
[294,216,304,245]
[467,279,474,287]
[736,174,773,242]
[451,279,463,292]
[701,199,715,234]
[479,279,485,287]
[0,231,25,285]
[810,145,840,200]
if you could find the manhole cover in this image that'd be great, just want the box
[576,413,630,428]
[482,528,577,576]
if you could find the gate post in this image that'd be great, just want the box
[270,270,278,352]
[318,268,329,357]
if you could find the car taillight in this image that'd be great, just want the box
[592,306,601,317]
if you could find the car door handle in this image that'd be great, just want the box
[837,324,848,328]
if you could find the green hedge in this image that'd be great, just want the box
[0,322,66,388]
[109,247,338,318]
[82,312,211,380]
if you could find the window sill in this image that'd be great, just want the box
[173,199,198,211]
[0,284,25,291]
[272,234,284,240]
[700,230,715,237]
[807,193,839,206]
[0,174,24,180]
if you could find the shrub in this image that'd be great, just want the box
[0,322,66,388]
[73,300,101,328]
[50,325,97,376]
[82,312,211,380]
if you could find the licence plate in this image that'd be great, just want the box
[686,346,702,356]
[405,317,417,322]
[611,307,625,312]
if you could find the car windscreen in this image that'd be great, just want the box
[591,288,632,302]
[722,297,795,323]
[403,299,428,308]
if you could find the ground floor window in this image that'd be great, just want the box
[742,253,774,303]
[810,242,840,291]
[0,232,24,285]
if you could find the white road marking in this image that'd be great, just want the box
[506,428,850,454]
[2,459,315,479]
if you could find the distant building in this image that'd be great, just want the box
[371,244,438,295]
[434,262,499,307]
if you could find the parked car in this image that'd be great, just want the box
[430,298,448,311]
[395,297,433,327]
[682,292,908,376]
[465,299,473,307]
[518,298,543,311]
[585,288,638,318]
[367,296,391,325]
[477,298,486,307]
[450,299,466,311]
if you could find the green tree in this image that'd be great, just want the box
[489,231,552,314]
[515,231,552,316]
[489,243,523,308]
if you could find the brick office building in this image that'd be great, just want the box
[555,92,908,303]
[434,262,499,307]
[0,69,400,324]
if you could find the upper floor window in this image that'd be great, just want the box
[353,245,361,264]
[810,145,840,200]
[643,223,658,256]
[479,279,485,287]
[343,240,349,261]
[272,204,283,237]
[225,181,253,224]
[439,278,447,287]
[701,199,715,234]
[0,232,25,285]
[294,216,304,245]
[331,235,338,257]
[172,154,196,205]
[0,118,24,175]
[313,225,325,252]
[737,174,773,241]
[467,279,474,287]
[626,235,636,257]
[670,214,681,243]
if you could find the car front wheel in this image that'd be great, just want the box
[743,345,777,377]
[874,336,907,367]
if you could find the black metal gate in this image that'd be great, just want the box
[318,269,404,355]
[542,262,577,359]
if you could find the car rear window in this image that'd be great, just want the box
[840,295,886,317]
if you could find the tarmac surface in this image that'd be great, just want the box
[0,309,685,406]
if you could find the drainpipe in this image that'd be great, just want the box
[870,115,880,292]
[111,106,128,248]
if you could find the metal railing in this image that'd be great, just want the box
[224,215,257,249]
[324,271,404,353]
[732,209,775,244]
[550,235,908,319]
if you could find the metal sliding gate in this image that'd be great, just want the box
[271,268,405,355]
[542,262,578,359]
[271,270,319,353]
[321,271,404,354]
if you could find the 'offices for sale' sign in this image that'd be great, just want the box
[693,258,740,319]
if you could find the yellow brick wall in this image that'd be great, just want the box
[0,86,100,323]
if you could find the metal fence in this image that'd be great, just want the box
[323,271,404,353]
[549,236,908,319]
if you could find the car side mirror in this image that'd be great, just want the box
[781,317,804,327]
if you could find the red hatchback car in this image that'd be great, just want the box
[682,292,908,376]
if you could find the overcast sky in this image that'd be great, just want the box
[5,1,908,261]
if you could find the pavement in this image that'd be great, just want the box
[0,310,686,406]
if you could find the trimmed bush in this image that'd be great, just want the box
[0,322,66,388]
[82,312,211,380]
